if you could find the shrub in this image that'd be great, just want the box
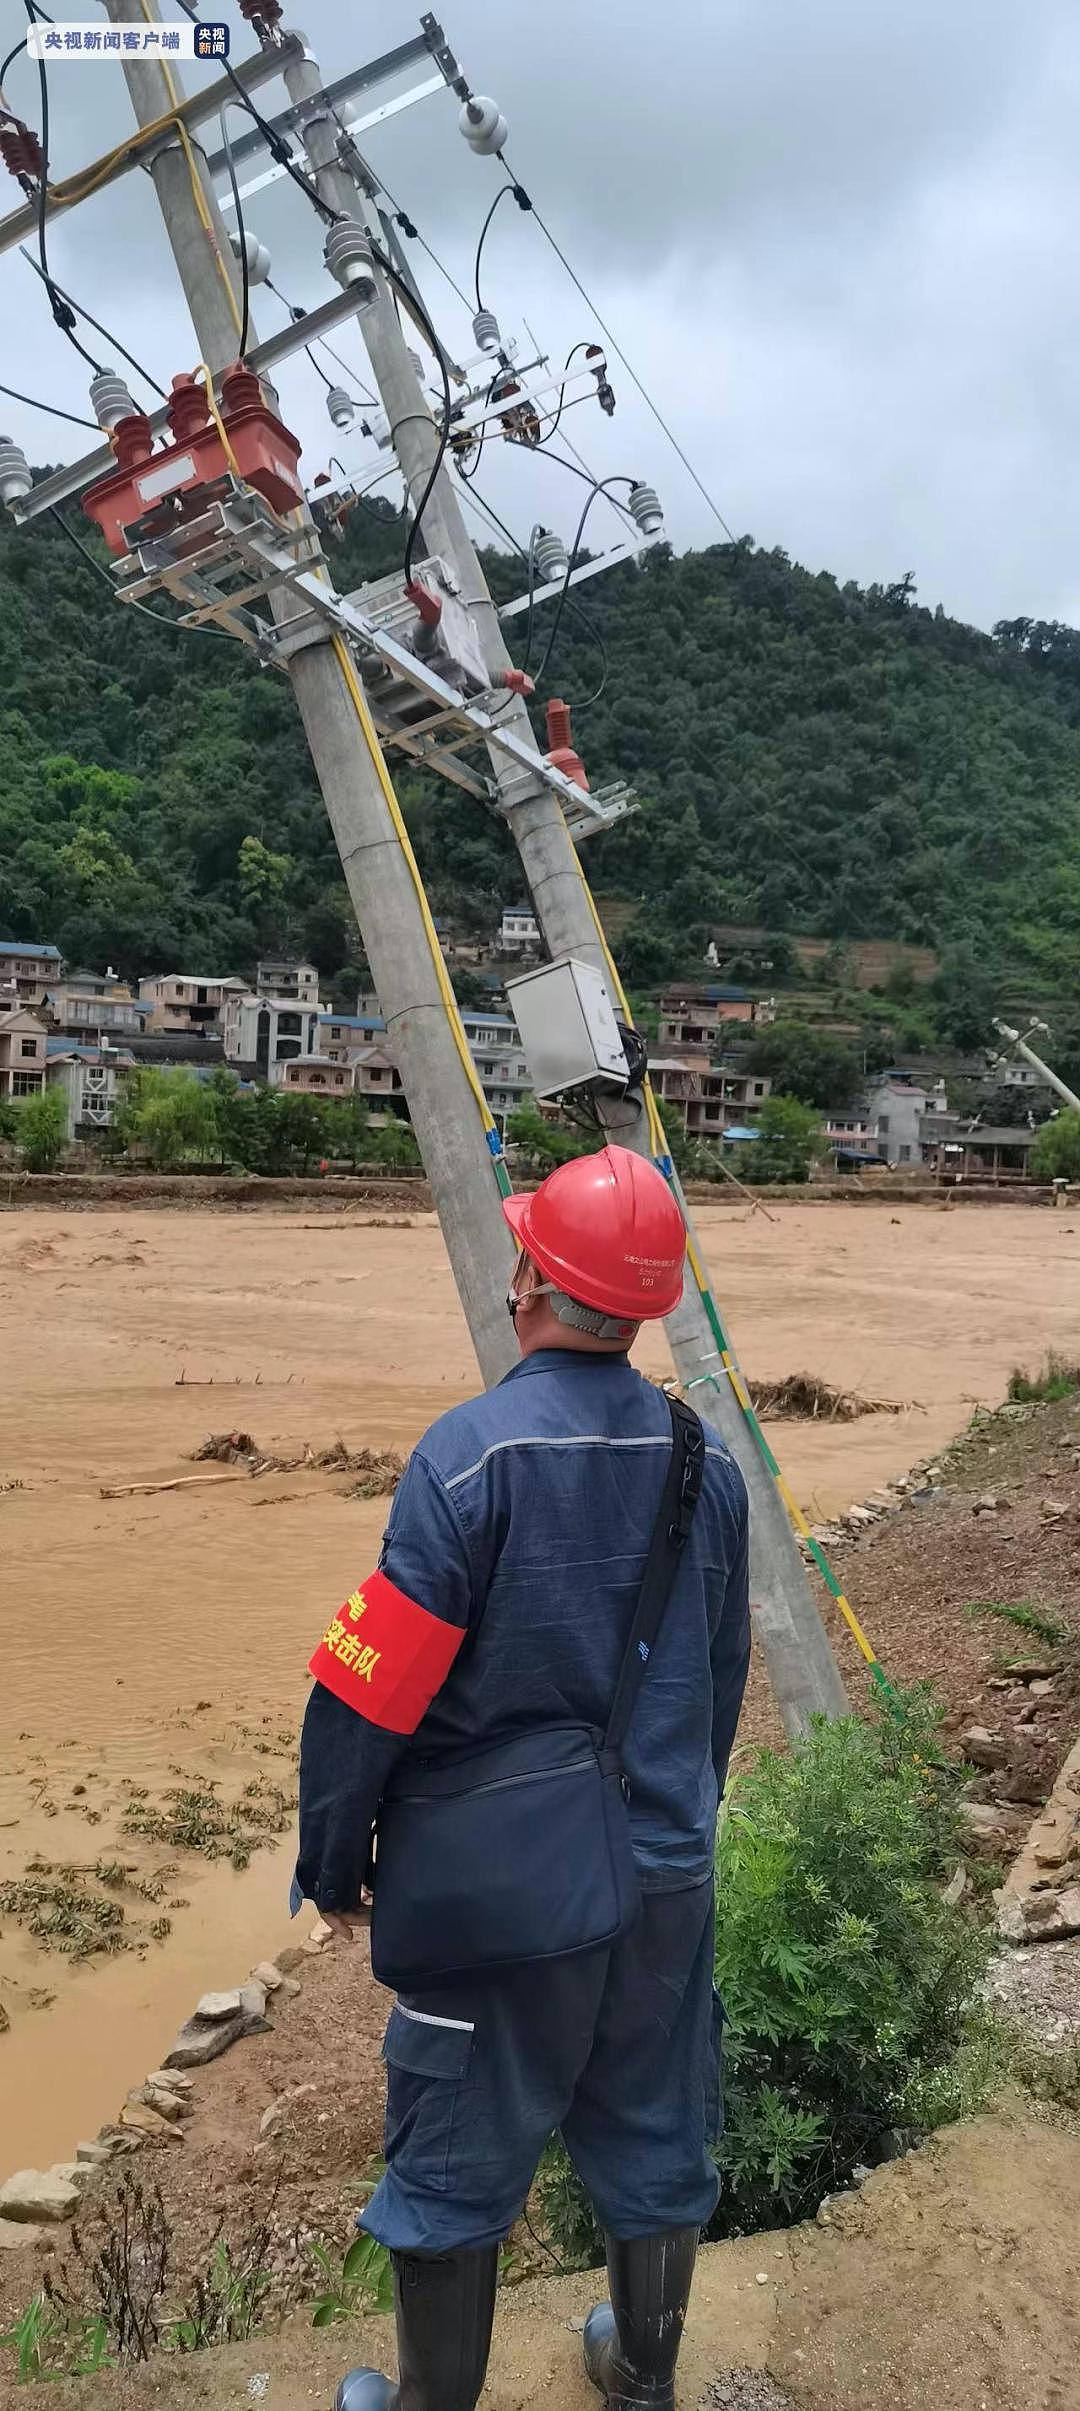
[538,1691,991,2262]
[1007,1351,1080,1404]
[15,1085,67,1171]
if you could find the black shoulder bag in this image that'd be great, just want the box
[370,1395,705,1992]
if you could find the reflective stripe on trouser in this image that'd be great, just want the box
[362,1878,722,2255]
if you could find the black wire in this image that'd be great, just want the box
[219,106,249,359]
[532,477,634,691]
[0,31,27,87]
[473,183,511,312]
[49,508,230,643]
[305,343,333,390]
[0,379,97,428]
[21,250,167,397]
[538,342,592,447]
[370,241,453,589]
[265,278,377,407]
[499,150,737,545]
[22,0,104,375]
[173,0,339,226]
[460,484,608,710]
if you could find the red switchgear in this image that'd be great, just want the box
[0,117,45,182]
[545,698,590,792]
[83,364,304,556]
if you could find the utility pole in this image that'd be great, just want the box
[993,1020,1080,1113]
[101,0,517,1386]
[277,25,848,1727]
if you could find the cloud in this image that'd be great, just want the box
[3,0,1079,630]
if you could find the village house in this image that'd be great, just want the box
[45,1041,136,1138]
[657,986,776,1048]
[138,974,238,1035]
[647,1049,771,1138]
[43,968,149,1045]
[0,1007,47,1101]
[255,958,321,1006]
[0,940,63,1012]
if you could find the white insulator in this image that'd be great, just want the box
[361,407,391,449]
[459,94,508,155]
[0,435,31,506]
[472,308,500,353]
[325,386,355,431]
[533,526,568,585]
[89,369,137,430]
[229,228,271,286]
[628,480,664,537]
[324,217,377,310]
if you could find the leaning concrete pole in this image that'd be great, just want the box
[278,26,849,1729]
[101,0,518,1386]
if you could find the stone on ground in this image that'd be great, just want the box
[0,2169,79,2223]
[194,1988,244,2021]
[0,2218,45,2249]
[164,2005,269,2068]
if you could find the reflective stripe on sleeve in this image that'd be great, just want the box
[307,1567,465,1734]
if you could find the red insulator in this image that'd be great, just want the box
[406,578,442,628]
[545,697,589,793]
[0,117,44,182]
[112,413,155,472]
[167,372,211,446]
[500,668,535,698]
[220,359,264,417]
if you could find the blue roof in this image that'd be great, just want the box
[0,939,61,959]
[463,1012,516,1029]
[704,985,750,1002]
[722,1125,761,1142]
[317,1013,385,1031]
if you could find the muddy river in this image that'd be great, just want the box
[1,1200,1075,2170]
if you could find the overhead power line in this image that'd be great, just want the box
[498,153,737,546]
[0,379,98,428]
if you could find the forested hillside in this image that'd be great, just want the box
[2,488,1080,1001]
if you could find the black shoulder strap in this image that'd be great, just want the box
[604,1394,705,1754]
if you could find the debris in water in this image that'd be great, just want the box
[746,1374,911,1422]
[190,1433,403,1493]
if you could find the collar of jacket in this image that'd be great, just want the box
[499,1348,632,1384]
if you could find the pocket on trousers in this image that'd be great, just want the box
[382,2004,474,2195]
[706,1990,726,2146]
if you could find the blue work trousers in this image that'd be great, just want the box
[362,1879,722,2254]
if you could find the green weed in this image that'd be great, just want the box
[1007,1352,1080,1404]
[963,1599,1069,1647]
[309,2234,394,2327]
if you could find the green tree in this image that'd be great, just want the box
[745,1094,822,1184]
[1030,1110,1080,1182]
[746,1021,862,1108]
[112,1067,218,1170]
[930,945,997,1049]
[0,1095,17,1145]
[15,1085,68,1170]
[506,1097,592,1175]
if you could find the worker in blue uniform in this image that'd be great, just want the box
[293,1145,751,2411]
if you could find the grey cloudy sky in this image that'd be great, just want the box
[3,0,1078,630]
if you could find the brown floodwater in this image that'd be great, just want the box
[1,1200,1076,2170]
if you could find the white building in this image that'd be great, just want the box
[461,1011,532,1131]
[498,907,541,958]
[45,1042,135,1137]
[865,1070,949,1167]
[222,989,322,1082]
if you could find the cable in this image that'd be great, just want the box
[22,1,103,374]
[219,105,249,358]
[473,182,512,311]
[172,0,339,227]
[370,241,453,589]
[537,342,592,447]
[264,277,379,408]
[48,507,229,642]
[20,248,167,398]
[0,380,98,428]
[531,476,633,690]
[455,481,608,711]
[499,154,737,545]
[0,32,28,94]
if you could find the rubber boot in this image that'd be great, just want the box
[334,2243,499,2411]
[583,2228,700,2411]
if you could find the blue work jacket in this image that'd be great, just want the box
[294,1348,751,1915]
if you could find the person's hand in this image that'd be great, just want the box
[321,1889,373,1943]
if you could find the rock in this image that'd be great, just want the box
[75,2141,114,2166]
[251,1961,283,1994]
[138,2085,184,2121]
[996,1895,1028,1943]
[49,2162,97,2192]
[259,2104,284,2137]
[973,1493,1009,1514]
[164,2007,269,2069]
[1040,1498,1070,1521]
[1000,1885,1080,1944]
[942,1864,968,1907]
[1034,1839,1071,1869]
[960,1800,1016,1841]
[1029,1678,1057,1697]
[0,2219,44,2249]
[238,1979,269,2021]
[274,1945,308,1976]
[120,2102,178,2138]
[146,2070,193,2095]
[845,1504,876,1527]
[1007,1660,1065,1681]
[961,1726,1009,1771]
[194,1988,244,2022]
[0,2170,79,2224]
[309,1916,334,1944]
[277,1974,302,1998]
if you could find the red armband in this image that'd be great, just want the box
[308,1568,465,1734]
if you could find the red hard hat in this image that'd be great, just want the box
[502,1145,686,1322]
